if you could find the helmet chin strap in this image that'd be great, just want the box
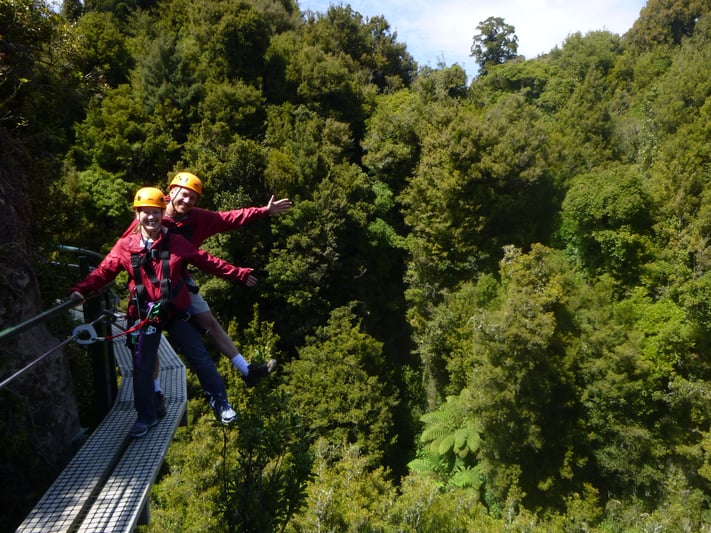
[167,192,179,217]
[167,188,192,219]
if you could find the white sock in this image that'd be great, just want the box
[231,353,250,375]
[154,378,161,392]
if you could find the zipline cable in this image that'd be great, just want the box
[0,313,111,391]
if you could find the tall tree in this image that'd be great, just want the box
[560,163,654,285]
[466,245,586,510]
[470,16,518,75]
[282,306,398,466]
[627,0,706,50]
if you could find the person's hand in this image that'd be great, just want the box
[70,291,84,302]
[267,195,293,216]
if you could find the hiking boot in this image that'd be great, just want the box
[210,397,237,425]
[242,359,277,387]
[156,391,166,419]
[129,418,157,438]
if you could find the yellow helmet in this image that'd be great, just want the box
[169,171,203,197]
[133,187,166,209]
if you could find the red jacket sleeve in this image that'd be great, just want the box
[186,206,269,246]
[69,241,126,296]
[171,234,254,283]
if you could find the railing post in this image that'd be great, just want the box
[79,256,118,421]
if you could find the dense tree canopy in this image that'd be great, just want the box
[6,0,711,530]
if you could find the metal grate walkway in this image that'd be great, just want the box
[17,324,187,533]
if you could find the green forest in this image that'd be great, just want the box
[3,0,711,530]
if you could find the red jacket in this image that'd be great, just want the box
[122,205,269,247]
[71,228,253,316]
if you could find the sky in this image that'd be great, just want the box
[297,0,649,78]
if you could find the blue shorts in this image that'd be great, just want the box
[188,290,210,315]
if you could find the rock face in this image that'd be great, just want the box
[0,150,82,529]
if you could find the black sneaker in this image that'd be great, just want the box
[156,391,166,419]
[242,359,277,387]
[129,418,157,438]
[210,396,237,425]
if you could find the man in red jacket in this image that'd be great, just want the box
[71,188,254,437]
[126,172,292,402]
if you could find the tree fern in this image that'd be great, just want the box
[412,391,483,493]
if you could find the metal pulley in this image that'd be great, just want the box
[72,324,102,345]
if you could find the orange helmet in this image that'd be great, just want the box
[169,171,203,197]
[133,187,167,209]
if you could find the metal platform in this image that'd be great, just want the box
[17,325,187,533]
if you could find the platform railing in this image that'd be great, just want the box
[0,255,118,418]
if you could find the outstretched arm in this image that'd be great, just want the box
[69,245,124,298]
[188,247,257,287]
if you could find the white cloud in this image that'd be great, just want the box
[298,0,647,78]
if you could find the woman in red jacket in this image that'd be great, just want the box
[71,187,254,438]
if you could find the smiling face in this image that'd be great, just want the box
[167,186,199,217]
[136,206,163,237]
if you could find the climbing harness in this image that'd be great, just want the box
[71,233,196,347]
[131,233,173,321]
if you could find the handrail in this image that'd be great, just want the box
[1,248,120,418]
[0,295,83,343]
[1,243,113,343]
[0,310,107,390]
[56,244,105,261]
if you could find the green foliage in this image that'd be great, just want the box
[286,439,396,532]
[477,59,561,105]
[197,80,266,139]
[263,103,329,192]
[70,84,178,181]
[410,390,483,493]
[466,245,586,510]
[132,28,202,144]
[387,475,495,532]
[60,0,83,20]
[149,316,311,532]
[362,89,421,187]
[560,163,653,283]
[400,92,555,321]
[68,11,134,87]
[644,20,711,135]
[265,160,392,346]
[412,63,468,102]
[470,16,519,75]
[627,0,707,51]
[551,31,625,82]
[302,5,416,93]
[282,306,397,465]
[199,1,271,83]
[14,0,711,529]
